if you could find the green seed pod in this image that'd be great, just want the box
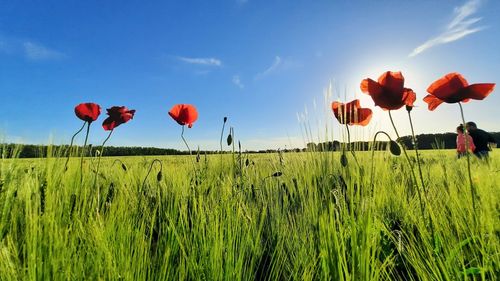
[389,141,401,156]
[227,133,233,146]
[340,154,348,167]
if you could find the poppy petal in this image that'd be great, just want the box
[402,88,416,107]
[378,71,404,94]
[102,117,118,131]
[461,83,495,100]
[356,108,372,126]
[423,94,444,111]
[360,78,382,96]
[427,73,468,100]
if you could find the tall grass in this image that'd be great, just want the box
[0,146,499,280]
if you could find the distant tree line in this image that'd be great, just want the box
[305,132,500,152]
[1,132,498,158]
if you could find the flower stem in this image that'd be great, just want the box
[220,119,226,173]
[370,131,392,196]
[407,111,427,193]
[345,124,360,168]
[458,102,476,211]
[65,121,86,170]
[94,129,113,212]
[79,122,91,184]
[388,111,426,220]
[181,126,191,155]
[407,110,436,244]
[141,159,163,192]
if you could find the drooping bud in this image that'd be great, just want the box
[389,141,401,156]
[340,153,348,167]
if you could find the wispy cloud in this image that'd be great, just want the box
[177,56,222,66]
[255,55,299,79]
[23,41,66,61]
[232,75,244,88]
[409,0,485,57]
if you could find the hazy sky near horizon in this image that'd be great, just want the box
[1,0,499,150]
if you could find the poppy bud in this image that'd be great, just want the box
[389,141,401,156]
[157,171,162,182]
[227,133,233,146]
[272,171,282,177]
[340,154,348,167]
[245,158,250,167]
[223,117,228,123]
[121,163,127,171]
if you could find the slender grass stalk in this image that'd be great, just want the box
[458,102,476,211]
[220,117,227,174]
[65,121,86,170]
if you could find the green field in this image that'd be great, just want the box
[1,148,499,280]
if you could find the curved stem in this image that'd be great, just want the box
[388,111,426,220]
[181,126,191,155]
[407,111,427,193]
[65,121,86,170]
[220,119,226,173]
[458,103,476,211]
[407,110,436,243]
[79,122,91,184]
[345,124,360,168]
[141,159,163,192]
[370,131,393,196]
[94,129,113,212]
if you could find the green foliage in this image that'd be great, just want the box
[0,150,499,280]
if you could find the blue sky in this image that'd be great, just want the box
[1,0,499,150]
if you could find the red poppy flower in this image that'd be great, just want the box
[423,73,495,111]
[75,103,101,123]
[360,71,416,110]
[102,106,136,131]
[168,104,198,128]
[332,99,372,126]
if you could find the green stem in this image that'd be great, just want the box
[345,124,360,168]
[388,111,426,220]
[458,103,476,211]
[181,126,191,155]
[220,119,226,173]
[407,110,436,244]
[65,121,86,170]
[370,131,392,196]
[79,122,91,184]
[407,111,427,193]
[94,129,113,212]
[141,159,163,192]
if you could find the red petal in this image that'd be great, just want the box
[402,88,416,107]
[378,71,404,94]
[427,73,468,101]
[461,83,495,100]
[423,94,444,111]
[355,108,372,126]
[360,78,382,96]
[102,117,118,131]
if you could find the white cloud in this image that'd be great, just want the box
[409,0,485,57]
[23,41,66,61]
[232,75,244,88]
[255,56,282,79]
[177,56,222,66]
